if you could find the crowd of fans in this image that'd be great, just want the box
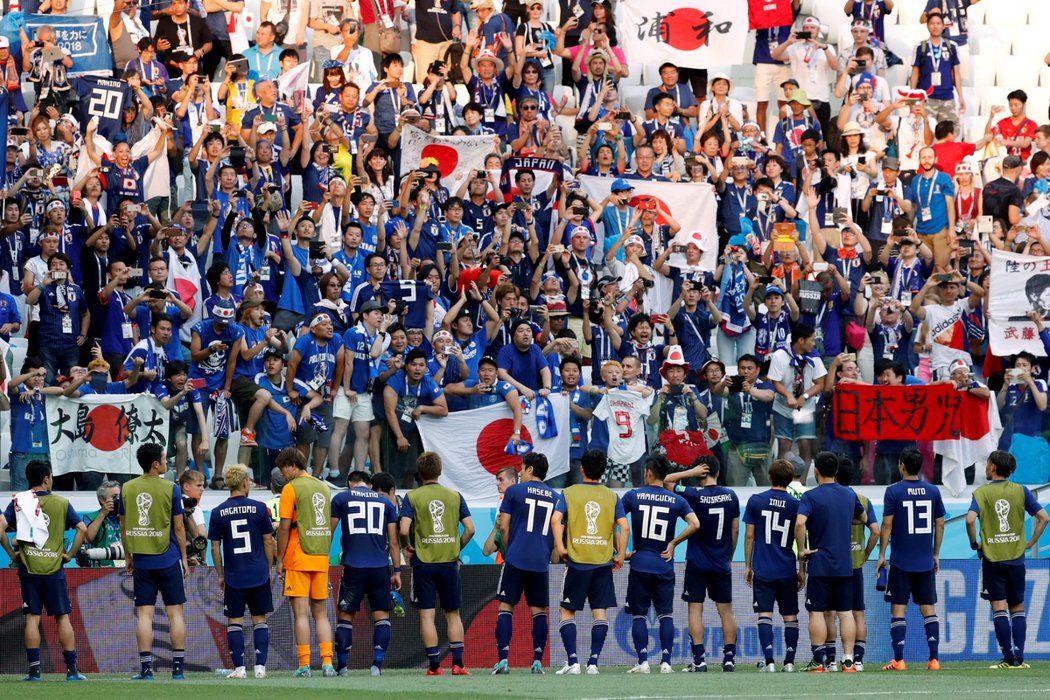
[2,0,1049,494]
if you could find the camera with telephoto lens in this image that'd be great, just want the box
[182,496,198,510]
[186,535,208,565]
[76,543,125,567]
[428,60,446,76]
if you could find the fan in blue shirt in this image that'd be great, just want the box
[621,456,698,672]
[492,455,559,674]
[207,464,275,676]
[666,457,741,672]
[743,458,803,671]
[794,452,866,671]
[876,448,946,669]
[329,473,401,675]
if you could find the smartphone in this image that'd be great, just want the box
[10,126,27,137]
[571,206,589,216]
[51,270,67,281]
[757,275,775,284]
[149,289,167,300]
[572,3,584,18]
[27,168,43,179]
[937,273,953,283]
[728,376,745,393]
[71,191,82,206]
[127,267,143,277]
[812,262,829,273]
[795,30,812,40]
[261,113,278,123]
[672,244,687,253]
[596,122,612,132]
[187,377,207,390]
[125,203,142,215]
[233,190,248,199]
[833,207,849,224]
[190,202,210,229]
[362,134,378,143]
[436,241,453,251]
[976,215,994,235]
[229,146,246,168]
[615,111,631,120]
[841,353,857,363]
[210,123,223,132]
[858,155,867,165]
[308,240,326,258]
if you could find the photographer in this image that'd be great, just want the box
[178,470,207,565]
[18,25,73,112]
[82,481,123,567]
[419,60,458,136]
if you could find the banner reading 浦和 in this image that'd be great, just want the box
[618,1,748,69]
[833,383,990,442]
[988,248,1050,357]
[47,394,170,475]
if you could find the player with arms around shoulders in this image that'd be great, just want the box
[208,464,276,679]
[492,453,559,675]
[330,470,401,677]
[622,455,699,674]
[665,455,740,673]
[877,448,945,672]
[400,452,476,676]
[550,449,630,676]
[743,458,804,673]
[0,461,89,682]
[966,450,1049,669]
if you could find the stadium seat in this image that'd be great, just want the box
[810,0,845,26]
[894,0,926,26]
[884,26,927,69]
[996,57,1040,95]
[972,59,996,90]
[886,65,911,91]
[979,88,1011,119]
[1042,64,1050,89]
[973,36,1009,66]
[986,4,1030,33]
[553,84,577,110]
[962,115,987,143]
[621,63,644,88]
[967,1,987,25]
[622,86,649,116]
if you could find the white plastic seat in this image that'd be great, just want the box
[884,26,927,68]
[622,86,649,116]
[972,59,996,90]
[996,56,1040,95]
[895,0,927,26]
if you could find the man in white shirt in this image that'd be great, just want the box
[908,270,985,380]
[767,324,826,482]
[771,15,838,134]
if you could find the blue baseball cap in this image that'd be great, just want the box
[212,299,236,323]
[856,72,875,87]
[728,234,748,248]
[764,285,784,298]
[611,178,634,193]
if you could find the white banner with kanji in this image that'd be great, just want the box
[47,394,171,475]
[618,1,749,68]
[987,249,1050,357]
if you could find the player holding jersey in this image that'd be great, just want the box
[551,450,629,675]
[208,464,276,679]
[330,471,401,677]
[743,459,804,673]
[966,451,1049,669]
[666,455,740,672]
[492,453,558,675]
[622,456,698,674]
[877,449,946,672]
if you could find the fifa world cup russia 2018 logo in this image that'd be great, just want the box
[136,493,153,527]
[994,499,1011,533]
[429,500,446,533]
[312,493,326,527]
[585,501,601,535]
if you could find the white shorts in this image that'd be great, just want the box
[754,63,792,104]
[333,391,375,423]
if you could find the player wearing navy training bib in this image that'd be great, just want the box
[795,452,866,673]
[743,459,804,673]
[622,456,699,675]
[207,464,275,679]
[666,456,740,673]
[492,454,559,676]
[877,448,946,672]
[330,471,401,677]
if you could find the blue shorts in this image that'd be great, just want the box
[186,392,215,436]
[497,562,549,608]
[224,581,274,618]
[773,411,817,441]
[625,568,676,616]
[885,566,937,606]
[339,565,393,613]
[682,562,732,604]
[410,560,461,611]
[805,574,853,612]
[852,567,866,611]
[133,563,187,607]
[981,560,1026,606]
[752,575,799,616]
[560,565,616,612]
[20,574,71,616]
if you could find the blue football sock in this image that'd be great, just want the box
[1011,612,1026,659]
[723,643,736,664]
[227,624,245,668]
[588,619,608,666]
[139,651,152,675]
[450,641,464,667]
[812,644,826,666]
[758,618,775,664]
[891,617,907,662]
[658,615,674,665]
[826,644,836,663]
[63,649,78,673]
[692,642,705,665]
[631,616,648,664]
[560,620,578,665]
[531,613,547,662]
[335,622,352,670]
[993,610,1013,661]
[496,611,513,662]
[784,621,799,664]
[425,646,441,672]
[172,649,185,676]
[27,647,40,675]
[373,619,391,668]
[854,639,866,663]
[253,624,269,666]
[924,616,940,661]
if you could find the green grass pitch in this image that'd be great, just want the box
[4,664,1050,699]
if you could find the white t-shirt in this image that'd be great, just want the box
[922,299,971,375]
[785,43,833,102]
[767,347,827,418]
[592,389,653,464]
[890,114,932,172]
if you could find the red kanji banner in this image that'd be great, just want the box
[833,384,991,441]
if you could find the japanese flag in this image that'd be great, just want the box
[167,249,203,342]
[417,394,571,500]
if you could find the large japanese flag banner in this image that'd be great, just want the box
[47,395,170,476]
[987,249,1050,357]
[417,394,570,500]
[577,176,719,270]
[618,1,748,69]
[399,125,499,190]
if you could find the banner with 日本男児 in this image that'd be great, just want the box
[617,1,749,69]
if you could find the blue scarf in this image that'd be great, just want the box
[718,262,750,334]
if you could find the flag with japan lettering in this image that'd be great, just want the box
[987,249,1050,357]
[417,394,570,500]
[618,0,748,68]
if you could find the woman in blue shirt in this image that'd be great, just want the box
[997,352,1049,450]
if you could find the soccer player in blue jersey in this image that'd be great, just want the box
[492,453,558,675]
[743,459,804,673]
[208,464,276,679]
[330,470,401,677]
[622,456,699,674]
[665,455,740,672]
[877,448,946,671]
[795,451,866,673]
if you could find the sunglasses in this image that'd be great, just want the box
[520,104,538,111]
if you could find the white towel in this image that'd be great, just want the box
[13,491,49,548]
